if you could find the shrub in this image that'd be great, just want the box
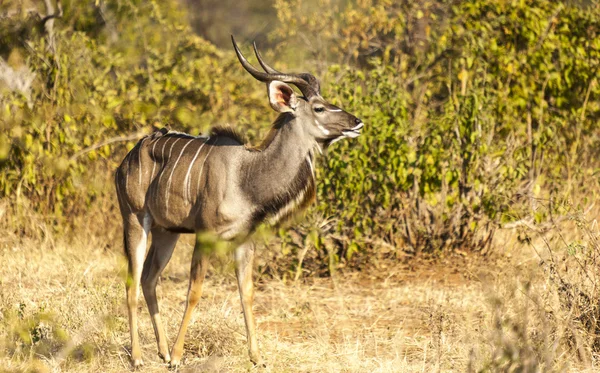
[271,0,600,267]
[0,0,271,237]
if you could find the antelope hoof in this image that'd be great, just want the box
[132,358,144,369]
[251,356,266,368]
[158,352,171,364]
[254,362,267,369]
[169,359,181,370]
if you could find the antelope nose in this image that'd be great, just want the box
[343,119,364,138]
[351,119,364,131]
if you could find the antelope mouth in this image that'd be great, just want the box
[342,122,364,138]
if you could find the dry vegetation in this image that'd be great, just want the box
[3,0,600,372]
[2,205,600,373]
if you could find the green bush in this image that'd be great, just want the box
[0,0,271,235]
[271,0,600,265]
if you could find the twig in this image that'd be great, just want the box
[359,237,399,252]
[40,0,63,25]
[532,4,563,54]
[502,215,569,232]
[69,132,146,161]
[580,78,595,122]
[42,0,63,54]
[294,243,310,282]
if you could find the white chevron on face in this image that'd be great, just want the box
[315,119,330,135]
[155,137,174,203]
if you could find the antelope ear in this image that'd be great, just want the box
[267,81,297,113]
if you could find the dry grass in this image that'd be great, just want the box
[1,213,600,372]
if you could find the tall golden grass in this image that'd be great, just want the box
[2,198,600,372]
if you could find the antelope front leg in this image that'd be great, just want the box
[170,237,210,367]
[235,241,263,366]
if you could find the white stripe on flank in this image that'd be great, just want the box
[160,137,171,162]
[194,138,215,203]
[156,137,175,203]
[150,138,160,180]
[315,120,330,135]
[157,138,182,207]
[183,141,207,202]
[165,138,194,214]
[138,138,146,186]
[168,138,182,159]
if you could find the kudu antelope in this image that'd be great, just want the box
[115,36,364,368]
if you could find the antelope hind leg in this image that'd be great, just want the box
[141,228,179,363]
[124,213,151,368]
[169,237,210,367]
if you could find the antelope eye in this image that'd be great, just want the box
[314,107,325,113]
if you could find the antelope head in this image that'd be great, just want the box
[232,36,364,149]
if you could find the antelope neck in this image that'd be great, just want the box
[241,114,316,215]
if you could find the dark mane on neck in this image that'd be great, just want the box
[210,125,247,144]
[246,113,292,152]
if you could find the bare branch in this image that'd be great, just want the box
[69,132,146,162]
[42,0,63,53]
